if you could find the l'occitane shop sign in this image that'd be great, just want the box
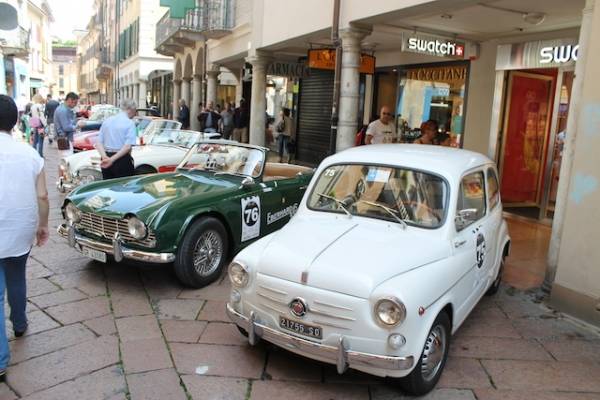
[406,65,467,84]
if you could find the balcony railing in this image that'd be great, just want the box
[1,27,30,57]
[155,0,235,56]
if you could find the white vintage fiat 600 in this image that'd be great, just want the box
[226,144,510,395]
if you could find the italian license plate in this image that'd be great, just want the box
[279,316,322,339]
[80,246,107,263]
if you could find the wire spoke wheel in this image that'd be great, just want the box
[420,324,447,382]
[192,230,223,277]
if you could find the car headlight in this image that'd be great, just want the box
[228,261,249,288]
[65,202,81,223]
[374,297,406,327]
[59,159,69,178]
[127,217,147,240]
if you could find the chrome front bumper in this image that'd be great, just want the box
[58,224,175,264]
[56,177,76,193]
[226,303,414,374]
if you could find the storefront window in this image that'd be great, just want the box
[266,76,297,119]
[396,62,468,147]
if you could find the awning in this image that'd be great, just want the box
[159,0,195,18]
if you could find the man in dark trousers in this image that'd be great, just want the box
[198,100,221,133]
[44,94,59,144]
[232,99,249,143]
[177,99,190,129]
[96,99,138,179]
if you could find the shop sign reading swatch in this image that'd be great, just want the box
[402,34,466,59]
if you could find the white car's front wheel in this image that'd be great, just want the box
[399,311,451,396]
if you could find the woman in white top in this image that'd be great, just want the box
[30,94,47,157]
[0,95,49,381]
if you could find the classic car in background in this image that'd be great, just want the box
[59,141,314,288]
[227,144,511,396]
[58,126,208,193]
[77,106,120,132]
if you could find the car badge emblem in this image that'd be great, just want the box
[301,271,308,284]
[290,298,307,318]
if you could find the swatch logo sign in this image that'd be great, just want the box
[406,37,465,58]
[540,44,579,64]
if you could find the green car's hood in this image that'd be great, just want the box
[68,170,240,222]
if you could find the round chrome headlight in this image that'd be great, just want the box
[127,217,147,240]
[374,298,407,327]
[65,202,81,223]
[228,261,249,288]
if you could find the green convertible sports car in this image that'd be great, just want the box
[59,141,314,288]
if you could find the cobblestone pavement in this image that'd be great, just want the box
[2,138,600,400]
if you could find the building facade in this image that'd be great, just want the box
[51,45,78,99]
[26,0,53,97]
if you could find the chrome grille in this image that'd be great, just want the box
[76,212,156,247]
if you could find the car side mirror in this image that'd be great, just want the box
[240,176,255,189]
[455,208,478,231]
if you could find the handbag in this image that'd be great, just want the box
[57,135,70,150]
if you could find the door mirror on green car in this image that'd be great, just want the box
[240,177,255,189]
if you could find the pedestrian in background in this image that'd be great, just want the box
[177,99,190,129]
[20,103,32,144]
[54,92,84,156]
[232,99,249,143]
[198,100,221,133]
[30,94,47,157]
[275,108,295,163]
[220,102,234,140]
[95,99,138,180]
[0,95,50,382]
[44,94,59,145]
[414,120,438,145]
[366,106,396,145]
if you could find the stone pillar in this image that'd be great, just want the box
[138,80,147,108]
[206,67,220,106]
[181,78,191,107]
[246,53,272,146]
[336,25,372,152]
[544,0,596,291]
[173,79,181,119]
[134,84,140,106]
[191,74,202,131]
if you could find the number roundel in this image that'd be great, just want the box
[244,200,260,226]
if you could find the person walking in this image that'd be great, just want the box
[20,103,32,144]
[54,92,83,156]
[0,95,50,381]
[365,106,396,145]
[414,120,438,145]
[198,100,221,133]
[232,99,249,143]
[177,99,190,129]
[220,102,234,140]
[275,108,295,162]
[30,94,47,157]
[44,94,59,144]
[95,99,138,180]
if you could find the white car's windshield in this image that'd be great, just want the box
[149,129,202,148]
[178,142,265,178]
[89,107,120,122]
[307,164,448,228]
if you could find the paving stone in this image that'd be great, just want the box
[199,322,248,346]
[111,290,154,318]
[127,368,187,400]
[511,317,599,340]
[457,307,521,339]
[40,255,95,275]
[540,339,600,363]
[371,386,476,400]
[25,261,54,280]
[161,320,207,343]
[116,315,162,342]
[48,269,107,297]
[438,357,492,389]
[496,293,553,319]
[30,242,83,266]
[153,299,205,320]
[171,343,265,378]
[140,270,183,300]
[450,336,553,360]
[83,314,117,336]
[21,365,127,400]
[482,360,600,392]
[250,380,369,400]
[7,335,119,396]
[121,338,173,374]
[265,348,323,382]
[182,375,248,400]
[179,281,231,302]
[26,278,60,297]
[197,301,229,322]
[473,389,600,400]
[9,323,96,364]
[29,288,88,309]
[7,310,61,339]
[0,383,18,400]
[45,296,110,325]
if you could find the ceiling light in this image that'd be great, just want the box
[523,12,546,25]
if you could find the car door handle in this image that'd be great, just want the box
[454,240,467,248]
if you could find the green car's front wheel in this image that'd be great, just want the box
[175,217,229,288]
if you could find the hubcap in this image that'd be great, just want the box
[192,230,223,277]
[420,324,447,382]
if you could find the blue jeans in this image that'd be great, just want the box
[277,134,290,158]
[32,130,44,157]
[0,253,29,369]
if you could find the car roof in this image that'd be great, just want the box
[326,144,494,178]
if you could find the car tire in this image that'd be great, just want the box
[485,259,504,296]
[174,217,229,288]
[399,311,451,396]
[135,165,157,175]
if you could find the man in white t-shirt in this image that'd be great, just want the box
[0,95,49,381]
[366,106,396,145]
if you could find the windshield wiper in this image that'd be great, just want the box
[316,192,352,217]
[357,200,408,229]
